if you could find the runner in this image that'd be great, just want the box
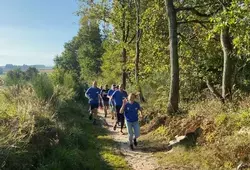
[85,81,101,125]
[108,84,116,119]
[120,93,142,150]
[99,85,104,110]
[111,84,128,134]
[121,87,128,100]
[101,84,109,117]
[114,85,118,91]
[119,85,127,126]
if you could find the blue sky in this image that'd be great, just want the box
[0,0,80,66]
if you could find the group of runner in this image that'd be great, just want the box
[85,81,142,150]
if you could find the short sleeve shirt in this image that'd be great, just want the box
[124,102,141,122]
[85,87,101,104]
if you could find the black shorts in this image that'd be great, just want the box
[103,100,109,106]
[115,105,124,123]
[90,103,99,110]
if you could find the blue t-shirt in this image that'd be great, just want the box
[107,89,114,97]
[112,90,127,106]
[124,102,141,122]
[85,87,101,104]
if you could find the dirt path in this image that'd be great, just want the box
[99,112,160,170]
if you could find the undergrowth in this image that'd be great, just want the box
[0,83,129,170]
[140,98,250,170]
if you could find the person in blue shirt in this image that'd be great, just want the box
[120,93,142,150]
[111,84,128,134]
[85,81,101,125]
[107,84,116,119]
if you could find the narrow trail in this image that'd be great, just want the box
[99,111,161,170]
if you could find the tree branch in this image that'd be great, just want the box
[177,3,215,11]
[177,20,210,25]
[138,29,143,42]
[233,60,249,87]
[128,33,136,44]
[176,6,222,17]
[125,23,130,43]
[206,79,224,102]
[177,33,196,48]
[217,0,227,9]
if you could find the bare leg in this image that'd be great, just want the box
[120,114,125,134]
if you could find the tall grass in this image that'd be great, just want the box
[0,77,129,169]
[0,84,55,169]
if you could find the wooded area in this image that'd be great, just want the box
[2,1,250,169]
[54,0,250,113]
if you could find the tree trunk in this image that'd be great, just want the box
[122,48,127,88]
[221,26,234,100]
[166,0,179,113]
[135,0,140,83]
[134,0,145,102]
[121,0,127,89]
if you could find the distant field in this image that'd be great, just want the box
[39,68,53,73]
[0,74,6,79]
[0,69,53,78]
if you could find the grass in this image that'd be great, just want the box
[0,85,130,170]
[139,98,250,169]
[37,101,130,170]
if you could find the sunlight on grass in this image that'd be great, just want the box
[101,151,130,170]
[98,135,130,170]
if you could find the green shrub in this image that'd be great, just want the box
[50,68,64,86]
[5,69,26,85]
[32,73,54,101]
[63,72,77,89]
[24,67,39,81]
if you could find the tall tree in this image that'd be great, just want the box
[165,0,179,113]
[78,20,103,82]
[54,19,103,85]
[78,0,135,88]
[119,0,134,89]
[221,26,234,100]
[134,0,140,84]
[219,1,234,100]
[134,0,145,101]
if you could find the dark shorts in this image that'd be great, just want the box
[115,105,124,123]
[103,100,109,106]
[90,103,99,110]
